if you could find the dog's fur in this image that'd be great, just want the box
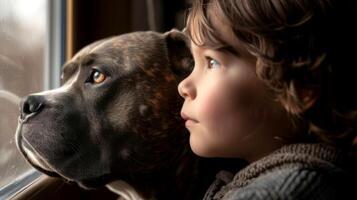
[15,30,244,200]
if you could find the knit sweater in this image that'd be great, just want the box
[203,143,355,200]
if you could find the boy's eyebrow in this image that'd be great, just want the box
[215,45,241,57]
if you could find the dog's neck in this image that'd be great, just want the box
[142,151,201,200]
[106,148,203,200]
[107,151,244,200]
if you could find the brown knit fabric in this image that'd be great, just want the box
[210,143,347,200]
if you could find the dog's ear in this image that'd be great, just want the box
[164,29,194,80]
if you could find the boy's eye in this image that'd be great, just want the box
[87,69,106,84]
[207,57,221,69]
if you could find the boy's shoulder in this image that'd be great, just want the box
[224,166,354,200]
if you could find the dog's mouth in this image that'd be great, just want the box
[15,120,60,177]
[15,117,112,188]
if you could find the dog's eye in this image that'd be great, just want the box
[87,69,106,84]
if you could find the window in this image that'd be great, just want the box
[0,0,64,198]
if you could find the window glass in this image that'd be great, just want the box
[0,0,47,188]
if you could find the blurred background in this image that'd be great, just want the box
[0,0,46,189]
[0,0,190,196]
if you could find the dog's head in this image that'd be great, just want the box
[16,30,193,189]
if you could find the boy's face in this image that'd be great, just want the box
[178,24,293,162]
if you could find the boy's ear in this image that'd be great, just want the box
[295,87,319,114]
[164,29,194,80]
[299,88,319,112]
[281,85,319,115]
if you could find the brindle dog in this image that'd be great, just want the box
[15,30,243,200]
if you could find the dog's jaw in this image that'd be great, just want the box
[22,143,53,172]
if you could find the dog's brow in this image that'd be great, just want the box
[80,54,97,67]
[62,62,77,77]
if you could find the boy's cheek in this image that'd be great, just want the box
[198,93,230,123]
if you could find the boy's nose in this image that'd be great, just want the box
[178,77,196,100]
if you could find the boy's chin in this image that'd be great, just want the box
[189,137,216,158]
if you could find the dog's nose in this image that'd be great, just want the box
[20,95,45,116]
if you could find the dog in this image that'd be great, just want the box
[15,30,244,200]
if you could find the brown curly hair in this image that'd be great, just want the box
[186,0,357,148]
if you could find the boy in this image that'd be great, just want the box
[178,0,357,199]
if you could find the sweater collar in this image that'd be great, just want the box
[213,143,346,199]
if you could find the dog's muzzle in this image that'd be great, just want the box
[16,94,57,174]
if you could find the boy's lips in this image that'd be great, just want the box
[180,112,198,127]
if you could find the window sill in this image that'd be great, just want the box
[0,169,41,200]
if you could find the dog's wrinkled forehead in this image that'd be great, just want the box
[61,31,192,85]
[68,32,168,73]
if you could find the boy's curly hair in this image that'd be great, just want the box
[186,0,357,148]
